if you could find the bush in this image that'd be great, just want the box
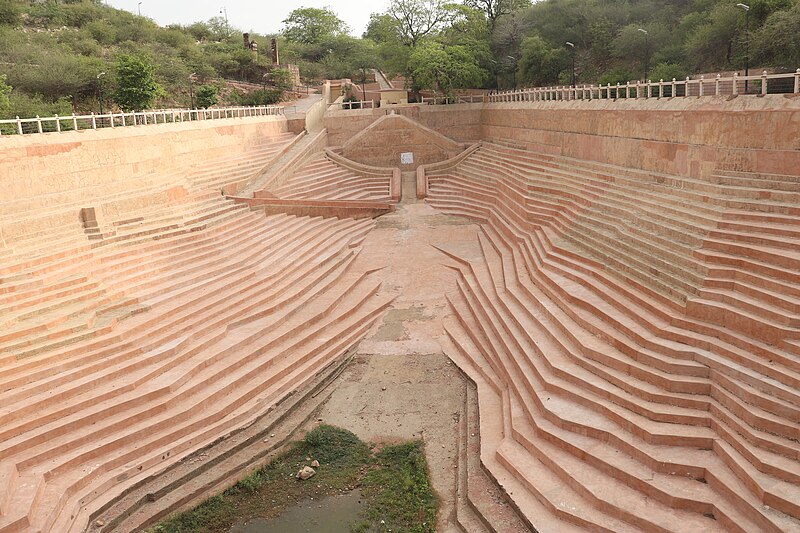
[195,84,219,108]
[239,88,283,106]
[114,53,164,111]
[0,0,21,26]
[0,92,73,134]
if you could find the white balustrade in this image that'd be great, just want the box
[0,105,285,136]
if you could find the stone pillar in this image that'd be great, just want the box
[271,38,279,66]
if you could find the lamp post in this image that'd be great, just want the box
[189,72,196,109]
[737,3,750,93]
[96,72,106,117]
[637,28,649,82]
[507,55,517,88]
[566,41,576,87]
[220,7,229,37]
[137,1,142,16]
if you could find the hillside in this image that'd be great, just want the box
[0,0,291,120]
[0,0,798,122]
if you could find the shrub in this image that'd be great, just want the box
[195,84,219,108]
[114,53,164,111]
[239,88,283,106]
[0,0,21,26]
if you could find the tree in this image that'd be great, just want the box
[752,1,800,67]
[387,0,450,46]
[0,74,11,114]
[113,53,164,111]
[407,41,486,95]
[0,0,20,26]
[463,0,530,30]
[269,68,294,91]
[517,34,568,87]
[282,7,348,44]
[195,84,218,108]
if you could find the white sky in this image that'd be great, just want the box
[105,0,390,37]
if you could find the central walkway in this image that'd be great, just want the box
[313,173,516,530]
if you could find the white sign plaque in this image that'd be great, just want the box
[400,152,414,165]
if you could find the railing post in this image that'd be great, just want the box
[671,78,676,98]
[715,74,721,96]
[110,113,115,128]
[16,116,22,135]
[699,75,705,97]
[35,115,42,134]
[732,72,739,95]
[72,114,78,131]
[626,82,631,99]
[658,79,663,98]
[761,70,768,95]
[54,114,61,133]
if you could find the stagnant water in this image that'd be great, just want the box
[229,489,365,533]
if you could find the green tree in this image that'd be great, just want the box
[269,68,294,91]
[517,34,568,86]
[0,74,11,113]
[752,1,800,67]
[407,41,486,95]
[282,7,348,44]
[0,0,20,26]
[113,53,164,111]
[388,0,450,46]
[195,84,219,108]
[463,0,530,30]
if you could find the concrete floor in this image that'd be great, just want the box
[312,173,485,531]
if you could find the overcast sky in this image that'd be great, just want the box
[105,0,389,37]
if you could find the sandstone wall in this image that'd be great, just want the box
[339,113,462,170]
[0,116,288,203]
[481,96,800,178]
[324,104,483,147]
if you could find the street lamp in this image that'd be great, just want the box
[137,1,142,16]
[188,72,197,109]
[96,72,106,125]
[737,3,750,93]
[566,41,576,87]
[637,28,649,82]
[220,7,229,37]
[507,55,517,88]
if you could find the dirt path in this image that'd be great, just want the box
[309,174,484,532]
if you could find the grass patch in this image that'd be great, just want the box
[147,425,437,533]
[356,441,437,533]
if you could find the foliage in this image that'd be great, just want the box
[237,88,282,106]
[517,34,568,86]
[0,0,20,26]
[388,0,451,46]
[147,427,435,533]
[408,40,487,94]
[0,74,10,113]
[281,7,348,44]
[195,84,218,108]
[114,53,164,111]
[269,68,293,91]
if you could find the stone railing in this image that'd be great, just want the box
[420,95,486,105]
[330,100,377,110]
[0,105,284,136]
[488,69,800,103]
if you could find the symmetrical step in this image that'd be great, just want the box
[0,137,390,531]
[267,155,393,202]
[427,143,800,532]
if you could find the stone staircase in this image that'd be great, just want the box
[426,142,800,532]
[0,137,391,532]
[265,154,394,202]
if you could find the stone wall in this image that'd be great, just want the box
[324,104,483,147]
[480,96,800,178]
[339,113,462,170]
[0,116,288,203]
